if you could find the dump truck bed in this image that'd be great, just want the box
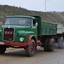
[34,16,57,36]
[41,22,57,35]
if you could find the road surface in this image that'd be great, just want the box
[0,47,64,64]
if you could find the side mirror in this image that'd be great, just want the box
[35,22,38,27]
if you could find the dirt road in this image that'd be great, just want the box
[0,47,64,64]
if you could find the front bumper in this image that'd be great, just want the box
[0,42,27,47]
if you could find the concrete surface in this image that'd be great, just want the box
[0,47,64,64]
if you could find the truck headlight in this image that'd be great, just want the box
[20,38,24,42]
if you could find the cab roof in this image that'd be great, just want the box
[6,15,35,19]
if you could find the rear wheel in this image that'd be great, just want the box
[57,36,64,48]
[0,45,6,54]
[44,38,54,52]
[25,39,36,57]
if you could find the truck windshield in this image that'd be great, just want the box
[5,17,31,26]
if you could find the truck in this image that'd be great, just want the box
[0,15,57,56]
[55,23,64,48]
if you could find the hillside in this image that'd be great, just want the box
[0,5,64,24]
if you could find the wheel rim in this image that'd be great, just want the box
[30,43,35,54]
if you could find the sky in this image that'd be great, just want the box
[0,0,64,12]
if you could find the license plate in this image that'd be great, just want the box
[0,42,4,45]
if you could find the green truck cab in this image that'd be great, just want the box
[0,15,57,56]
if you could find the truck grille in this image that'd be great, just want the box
[4,28,14,41]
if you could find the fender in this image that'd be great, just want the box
[27,35,35,45]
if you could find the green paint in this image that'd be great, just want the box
[0,15,57,44]
[41,22,57,35]
[1,16,37,43]
[34,16,57,36]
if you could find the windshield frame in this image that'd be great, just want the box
[5,17,32,26]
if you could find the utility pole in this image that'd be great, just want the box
[45,0,46,12]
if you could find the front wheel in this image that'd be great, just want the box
[0,45,6,54]
[25,39,36,57]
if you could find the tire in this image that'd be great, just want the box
[44,38,49,51]
[57,37,64,48]
[44,38,55,52]
[0,45,6,54]
[25,39,36,57]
